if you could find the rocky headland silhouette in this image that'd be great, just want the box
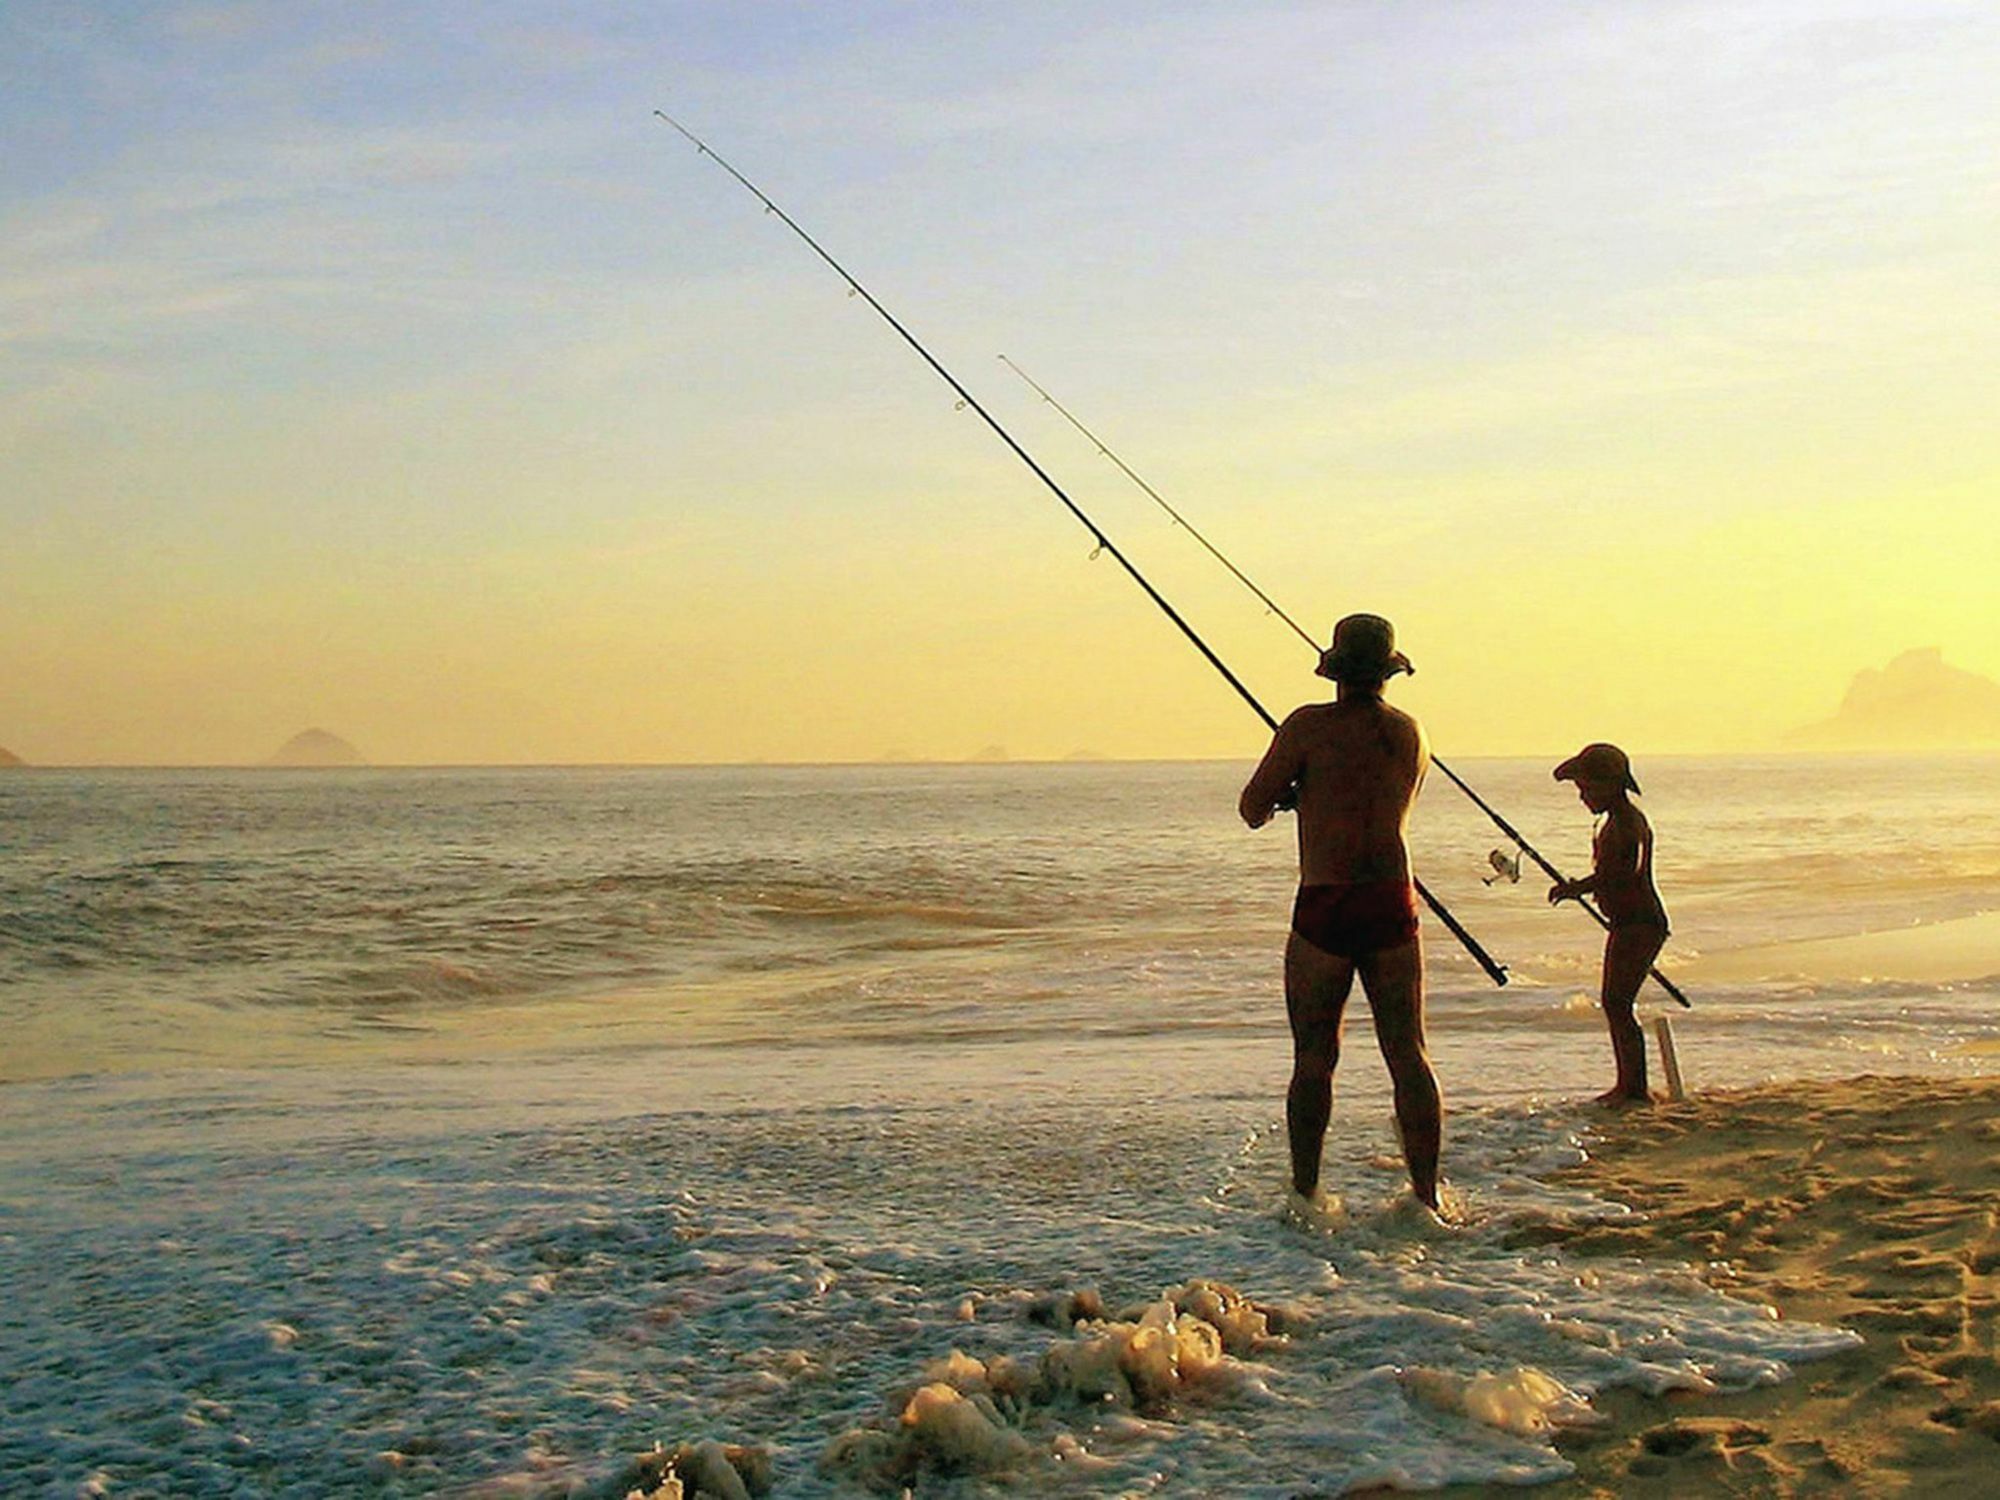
[1789,649,2000,749]
[265,729,367,767]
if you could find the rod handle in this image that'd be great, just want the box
[1417,879,1509,987]
[1648,962,1693,1009]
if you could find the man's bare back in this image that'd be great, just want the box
[1239,698,1428,883]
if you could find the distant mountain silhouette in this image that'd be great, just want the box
[968,744,1010,763]
[0,745,23,768]
[266,728,367,767]
[1789,649,2000,749]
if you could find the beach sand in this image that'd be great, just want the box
[1476,1075,2000,1497]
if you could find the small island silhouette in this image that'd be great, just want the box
[1789,649,2000,749]
[265,729,367,767]
[0,745,24,769]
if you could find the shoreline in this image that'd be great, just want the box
[1681,908,2000,988]
[1466,1074,2000,1496]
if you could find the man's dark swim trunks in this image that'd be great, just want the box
[1290,879,1420,958]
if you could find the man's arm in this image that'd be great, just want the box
[1240,713,1306,829]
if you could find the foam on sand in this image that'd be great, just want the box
[1523,1074,2000,1492]
[1400,1365,1605,1436]
[823,1279,1288,1490]
[615,1439,771,1499]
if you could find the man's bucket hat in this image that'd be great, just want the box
[1315,613,1414,683]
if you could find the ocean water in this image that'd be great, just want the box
[2,756,1995,1496]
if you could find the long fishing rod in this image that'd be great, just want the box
[997,355,1319,649]
[996,355,1690,1008]
[653,108,1508,988]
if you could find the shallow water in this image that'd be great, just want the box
[0,1046,1858,1497]
[1,757,1994,1494]
[5,756,1999,1083]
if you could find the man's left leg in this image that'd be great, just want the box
[1285,933,1356,1198]
[1358,939,1441,1210]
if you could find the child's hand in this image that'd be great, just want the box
[1547,880,1577,905]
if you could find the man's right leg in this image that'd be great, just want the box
[1357,940,1441,1210]
[1285,932,1355,1198]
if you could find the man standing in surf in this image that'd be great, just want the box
[1239,613,1443,1215]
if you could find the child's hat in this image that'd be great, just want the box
[1554,742,1641,794]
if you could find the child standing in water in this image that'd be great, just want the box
[1548,743,1669,1105]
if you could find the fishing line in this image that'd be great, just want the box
[995,354,1690,1008]
[653,108,1507,988]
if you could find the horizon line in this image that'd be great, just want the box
[8,747,2000,772]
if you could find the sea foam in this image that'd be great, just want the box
[823,1280,1284,1491]
[0,1042,1867,1498]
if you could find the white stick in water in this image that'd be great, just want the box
[1652,1015,1686,1101]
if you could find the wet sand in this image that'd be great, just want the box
[1480,1075,2000,1497]
[1685,908,2000,988]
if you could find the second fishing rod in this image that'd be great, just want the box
[653,108,1507,988]
[997,355,1691,1009]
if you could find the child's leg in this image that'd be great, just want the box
[1599,925,1666,1101]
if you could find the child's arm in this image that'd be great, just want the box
[1549,811,1638,905]
[1547,872,1597,904]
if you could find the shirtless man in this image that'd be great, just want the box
[1238,613,1442,1212]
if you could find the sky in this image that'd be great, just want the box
[3,0,1996,765]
